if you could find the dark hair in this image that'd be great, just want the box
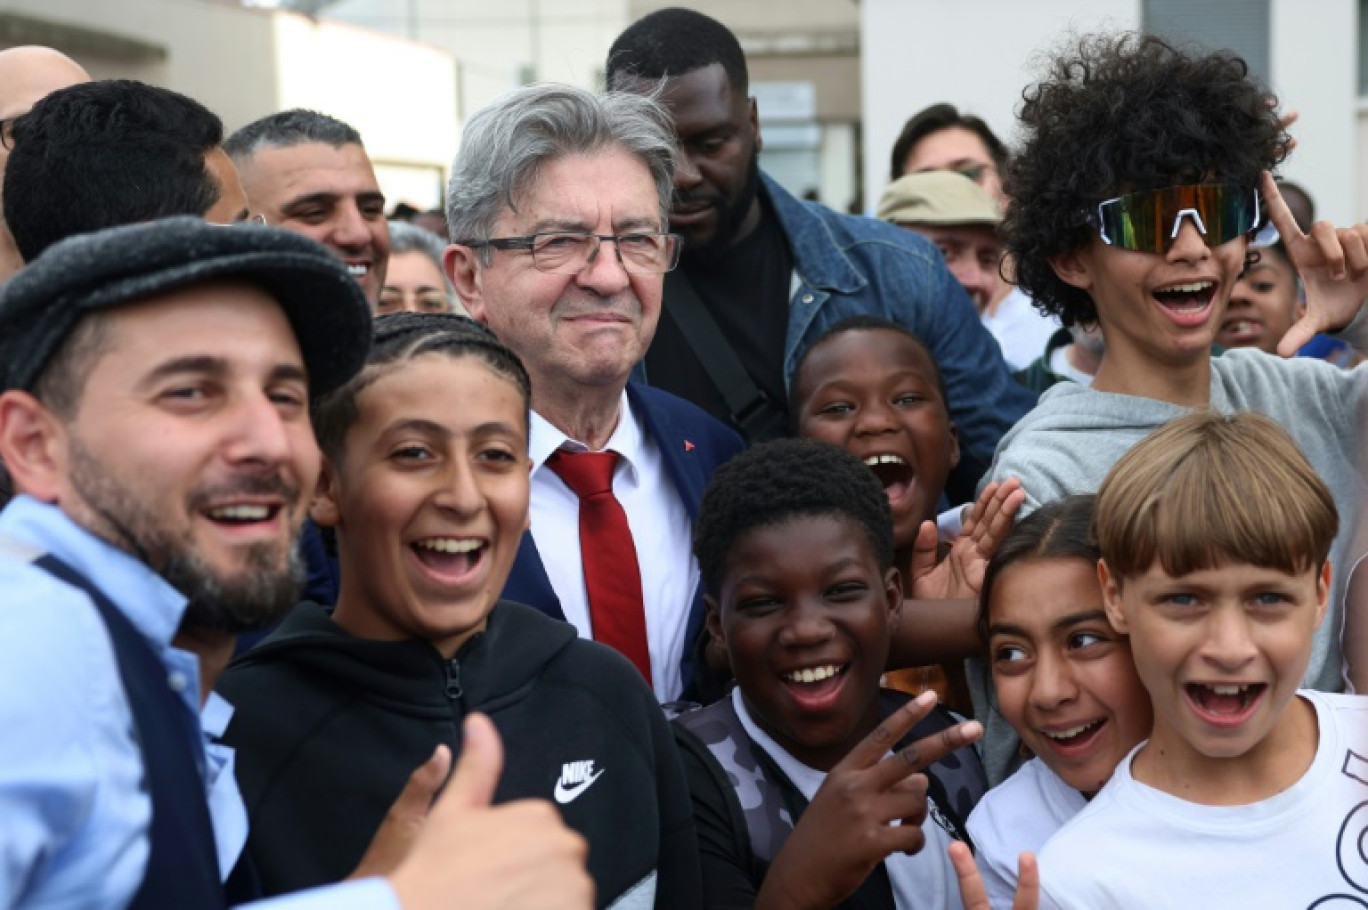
[1003,33,1291,328]
[789,315,948,422]
[224,108,362,160]
[4,80,225,262]
[889,103,1008,182]
[312,312,531,465]
[605,6,748,93]
[694,438,893,597]
[975,495,1100,650]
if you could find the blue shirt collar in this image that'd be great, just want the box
[0,495,189,648]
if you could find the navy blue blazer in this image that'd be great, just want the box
[503,382,744,699]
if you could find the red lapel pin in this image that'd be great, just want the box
[684,440,695,452]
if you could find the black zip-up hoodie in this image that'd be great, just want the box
[218,600,701,908]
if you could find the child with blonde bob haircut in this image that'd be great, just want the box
[1036,412,1367,908]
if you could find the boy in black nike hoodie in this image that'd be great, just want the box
[218,314,701,908]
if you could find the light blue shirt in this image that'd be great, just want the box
[0,496,396,909]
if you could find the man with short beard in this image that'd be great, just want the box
[0,217,591,909]
[607,8,1034,503]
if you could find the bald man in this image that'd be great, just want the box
[0,46,90,280]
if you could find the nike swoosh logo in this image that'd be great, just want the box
[553,768,605,804]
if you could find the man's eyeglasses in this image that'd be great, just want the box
[1092,184,1261,253]
[457,231,682,275]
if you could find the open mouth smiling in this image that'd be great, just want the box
[782,663,847,685]
[205,503,280,523]
[411,536,488,582]
[1152,280,1216,313]
[862,454,915,508]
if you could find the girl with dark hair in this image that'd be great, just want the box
[964,496,1151,908]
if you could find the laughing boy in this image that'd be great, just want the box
[984,33,1368,691]
[1038,411,1368,907]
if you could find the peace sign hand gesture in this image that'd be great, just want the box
[755,691,983,910]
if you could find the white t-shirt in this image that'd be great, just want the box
[733,688,962,910]
[966,758,1086,909]
[1038,691,1368,909]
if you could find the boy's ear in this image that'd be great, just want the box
[310,457,342,528]
[946,422,961,471]
[703,594,725,647]
[1313,559,1332,629]
[1098,558,1129,633]
[0,391,67,504]
[883,567,904,629]
[1049,247,1095,293]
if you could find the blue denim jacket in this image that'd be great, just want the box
[762,173,1035,499]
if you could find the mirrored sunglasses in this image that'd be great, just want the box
[1092,184,1261,253]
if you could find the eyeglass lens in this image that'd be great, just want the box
[531,233,677,274]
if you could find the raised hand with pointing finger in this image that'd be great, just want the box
[1264,171,1368,356]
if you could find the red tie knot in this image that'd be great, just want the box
[546,449,620,499]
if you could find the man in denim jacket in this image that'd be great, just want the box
[608,8,1034,501]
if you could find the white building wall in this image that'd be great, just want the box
[1268,0,1357,224]
[861,0,1139,210]
[272,13,458,208]
[325,0,628,119]
[0,0,280,131]
[0,0,459,214]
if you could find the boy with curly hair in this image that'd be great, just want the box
[984,33,1368,692]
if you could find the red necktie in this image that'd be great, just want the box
[545,449,652,683]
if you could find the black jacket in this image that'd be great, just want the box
[218,600,701,908]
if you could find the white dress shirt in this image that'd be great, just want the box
[529,392,699,702]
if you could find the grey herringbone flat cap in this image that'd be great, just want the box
[0,216,371,396]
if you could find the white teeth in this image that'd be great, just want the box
[209,505,270,521]
[1045,722,1098,741]
[347,264,369,277]
[1209,684,1249,695]
[863,454,907,467]
[785,664,842,684]
[415,538,482,554]
[1158,281,1214,294]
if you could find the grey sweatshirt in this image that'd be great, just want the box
[974,347,1367,783]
